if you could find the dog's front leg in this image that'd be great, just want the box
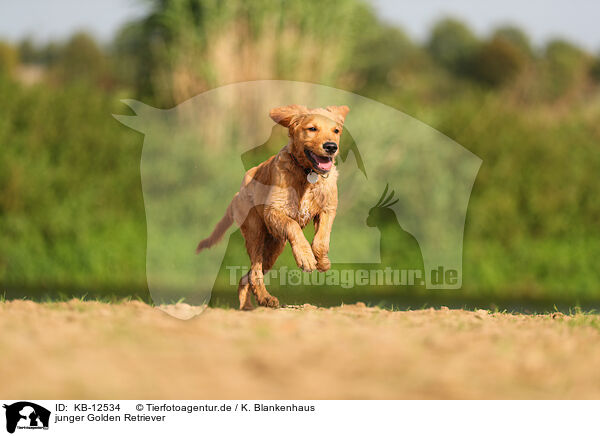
[312,210,336,272]
[264,208,317,272]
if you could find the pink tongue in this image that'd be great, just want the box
[318,160,333,171]
[312,153,333,171]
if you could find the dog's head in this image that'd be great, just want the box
[270,104,350,174]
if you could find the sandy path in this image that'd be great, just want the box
[1,300,599,399]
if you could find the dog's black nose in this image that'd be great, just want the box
[323,142,338,154]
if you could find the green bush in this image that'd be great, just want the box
[0,79,147,295]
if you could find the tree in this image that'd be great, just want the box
[541,39,591,98]
[591,54,600,82]
[111,21,149,90]
[18,37,37,64]
[472,36,527,87]
[116,0,380,105]
[427,18,479,75]
[0,41,18,76]
[52,32,108,85]
[492,26,533,58]
[349,23,423,91]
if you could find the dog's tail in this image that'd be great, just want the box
[196,202,234,253]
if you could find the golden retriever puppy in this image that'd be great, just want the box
[196,104,349,309]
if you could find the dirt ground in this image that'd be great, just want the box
[1,300,600,399]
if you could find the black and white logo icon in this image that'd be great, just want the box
[3,402,50,434]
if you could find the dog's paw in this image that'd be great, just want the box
[316,255,331,272]
[239,301,254,311]
[292,245,317,272]
[257,294,279,309]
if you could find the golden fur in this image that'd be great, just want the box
[196,104,349,309]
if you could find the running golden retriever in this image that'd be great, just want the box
[196,104,349,309]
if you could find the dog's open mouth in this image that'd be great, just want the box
[305,149,333,172]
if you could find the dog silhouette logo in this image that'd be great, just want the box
[3,402,50,434]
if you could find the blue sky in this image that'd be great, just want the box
[1,0,599,52]
[375,0,600,52]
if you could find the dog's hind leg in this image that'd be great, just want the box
[241,211,279,309]
[248,251,279,308]
[250,257,279,308]
[238,235,284,310]
[238,272,254,310]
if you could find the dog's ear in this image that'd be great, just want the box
[326,105,350,124]
[270,104,307,127]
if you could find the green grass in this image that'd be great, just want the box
[2,0,600,307]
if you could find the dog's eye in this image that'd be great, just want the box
[334,128,340,134]
[307,127,317,132]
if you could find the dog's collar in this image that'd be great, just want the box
[288,151,330,180]
[289,151,312,176]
